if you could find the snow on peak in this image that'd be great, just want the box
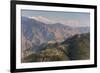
[29,16,56,24]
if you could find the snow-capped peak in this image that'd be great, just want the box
[29,16,56,24]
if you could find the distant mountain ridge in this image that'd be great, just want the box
[29,16,56,24]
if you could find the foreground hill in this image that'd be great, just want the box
[22,33,90,62]
[62,33,90,60]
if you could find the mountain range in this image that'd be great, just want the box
[21,16,90,61]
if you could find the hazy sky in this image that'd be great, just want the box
[21,10,90,27]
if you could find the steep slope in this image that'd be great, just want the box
[21,16,80,51]
[62,33,90,60]
[22,33,90,62]
[21,16,81,43]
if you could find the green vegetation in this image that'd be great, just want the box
[22,33,90,62]
[39,47,69,61]
[65,33,90,60]
[21,53,39,63]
